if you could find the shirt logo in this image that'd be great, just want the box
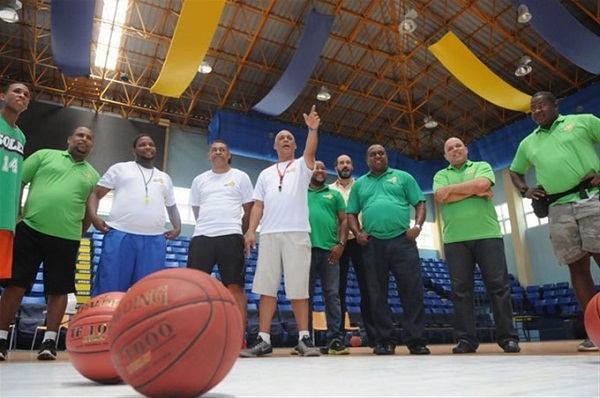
[465,168,475,175]
[386,176,398,184]
[0,134,24,155]
[559,123,574,133]
[154,177,164,184]
[225,180,236,187]
[323,193,333,200]
[287,166,297,174]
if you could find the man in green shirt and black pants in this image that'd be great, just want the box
[434,137,520,354]
[0,127,99,361]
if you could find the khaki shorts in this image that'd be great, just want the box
[548,194,600,265]
[252,232,311,299]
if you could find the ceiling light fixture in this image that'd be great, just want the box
[198,61,212,74]
[316,86,331,101]
[0,0,22,24]
[399,9,417,35]
[514,55,532,77]
[423,116,438,129]
[517,4,532,24]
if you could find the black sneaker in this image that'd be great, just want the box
[37,339,57,360]
[502,340,521,353]
[239,336,273,358]
[452,340,476,354]
[373,344,395,355]
[0,338,7,361]
[297,335,320,357]
[328,338,350,355]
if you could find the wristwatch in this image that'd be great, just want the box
[414,224,422,231]
[520,187,529,197]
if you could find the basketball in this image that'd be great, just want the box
[584,293,600,348]
[66,291,125,384]
[349,335,362,347]
[109,268,243,398]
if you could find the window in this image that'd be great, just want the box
[495,203,512,235]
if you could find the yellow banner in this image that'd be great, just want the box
[150,0,226,98]
[429,32,531,113]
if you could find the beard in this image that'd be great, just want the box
[337,168,352,179]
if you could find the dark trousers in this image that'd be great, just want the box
[362,234,426,348]
[444,238,518,348]
[309,248,343,343]
[338,239,376,343]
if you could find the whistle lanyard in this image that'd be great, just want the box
[276,160,294,192]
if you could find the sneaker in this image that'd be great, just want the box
[502,340,521,353]
[0,338,7,361]
[290,345,299,355]
[452,340,476,354]
[37,339,57,361]
[328,338,350,355]
[239,336,272,358]
[373,344,395,355]
[578,338,599,352]
[297,335,320,357]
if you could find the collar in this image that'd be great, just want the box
[534,114,565,134]
[445,159,473,171]
[333,178,355,188]
[367,167,392,178]
[309,184,330,193]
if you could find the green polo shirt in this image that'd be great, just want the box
[347,168,425,240]
[510,114,600,205]
[433,160,501,244]
[22,149,100,240]
[308,185,345,250]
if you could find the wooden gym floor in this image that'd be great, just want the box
[1,340,598,397]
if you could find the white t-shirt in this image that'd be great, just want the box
[253,157,312,234]
[98,161,177,235]
[189,168,254,237]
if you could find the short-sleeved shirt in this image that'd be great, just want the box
[99,161,177,235]
[347,167,425,240]
[22,150,100,240]
[510,114,600,205]
[433,160,501,244]
[189,168,253,237]
[253,157,312,234]
[0,115,26,232]
[308,185,345,250]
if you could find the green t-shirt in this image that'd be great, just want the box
[347,168,425,240]
[308,185,345,250]
[22,150,100,240]
[0,115,26,232]
[433,160,501,244]
[510,114,600,205]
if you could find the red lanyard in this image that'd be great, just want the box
[276,160,294,192]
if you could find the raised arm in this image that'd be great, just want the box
[302,104,320,170]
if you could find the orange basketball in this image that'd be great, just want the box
[584,293,600,348]
[109,268,243,398]
[66,291,125,384]
[349,335,362,347]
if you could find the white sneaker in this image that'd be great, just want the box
[577,338,598,352]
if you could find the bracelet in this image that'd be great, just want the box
[356,233,363,239]
[337,241,346,247]
[414,224,422,231]
[308,127,317,132]
[520,187,528,197]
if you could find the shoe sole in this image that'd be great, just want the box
[299,350,320,357]
[577,347,599,352]
[37,353,56,361]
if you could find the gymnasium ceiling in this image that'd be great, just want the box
[0,0,598,160]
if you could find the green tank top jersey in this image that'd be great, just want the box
[0,116,26,232]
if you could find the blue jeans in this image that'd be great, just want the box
[362,234,426,348]
[444,238,518,348]
[309,248,343,343]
